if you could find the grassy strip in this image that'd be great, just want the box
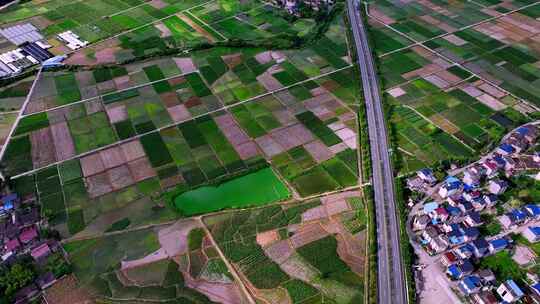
[395,178,416,303]
[363,185,377,304]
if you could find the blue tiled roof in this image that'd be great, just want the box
[447,264,461,278]
[512,209,528,221]
[460,275,481,291]
[464,227,480,238]
[445,176,459,183]
[419,168,433,175]
[499,143,515,153]
[424,202,439,213]
[494,155,506,165]
[525,204,540,216]
[473,238,489,249]
[506,280,524,297]
[460,260,474,273]
[516,127,529,136]
[447,206,461,216]
[446,181,461,190]
[528,226,540,236]
[489,238,508,250]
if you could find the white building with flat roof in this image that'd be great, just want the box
[57,31,88,50]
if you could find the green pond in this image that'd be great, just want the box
[174,168,290,215]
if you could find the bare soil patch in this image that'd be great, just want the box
[51,122,76,161]
[30,127,56,168]
[43,275,93,304]
[107,165,135,190]
[167,104,192,122]
[290,223,329,249]
[174,57,197,74]
[120,139,146,161]
[255,135,284,157]
[81,153,106,177]
[99,146,126,169]
[264,240,294,264]
[256,230,279,249]
[304,140,333,163]
[86,171,113,198]
[106,105,128,123]
[184,272,245,304]
[128,157,157,182]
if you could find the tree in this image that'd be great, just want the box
[0,263,35,297]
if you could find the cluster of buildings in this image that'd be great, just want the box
[270,0,335,15]
[0,193,67,303]
[0,23,53,77]
[0,22,87,79]
[408,124,540,303]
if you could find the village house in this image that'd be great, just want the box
[448,227,466,246]
[488,238,508,254]
[524,204,540,220]
[19,225,38,245]
[497,279,524,303]
[30,243,50,263]
[413,214,430,231]
[406,176,425,192]
[482,160,499,177]
[471,197,486,211]
[477,269,496,286]
[482,194,498,208]
[458,201,474,214]
[463,227,480,242]
[493,155,507,169]
[529,282,540,302]
[464,190,482,203]
[447,193,465,207]
[422,226,439,243]
[488,179,508,195]
[430,207,449,223]
[417,168,437,185]
[430,235,449,254]
[455,243,475,259]
[438,176,462,198]
[446,259,474,280]
[522,226,540,243]
[463,170,481,188]
[441,251,459,267]
[472,290,499,304]
[497,143,516,155]
[446,206,462,221]
[471,238,490,258]
[507,135,529,153]
[459,275,483,295]
[503,155,517,171]
[464,211,483,227]
[500,209,529,229]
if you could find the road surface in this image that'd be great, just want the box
[346,1,408,303]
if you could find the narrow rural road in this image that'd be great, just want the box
[346,1,408,303]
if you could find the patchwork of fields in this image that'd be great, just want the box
[365,0,539,174]
[1,11,361,242]
[10,0,540,302]
[0,1,367,304]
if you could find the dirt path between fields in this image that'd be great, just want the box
[178,13,217,43]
